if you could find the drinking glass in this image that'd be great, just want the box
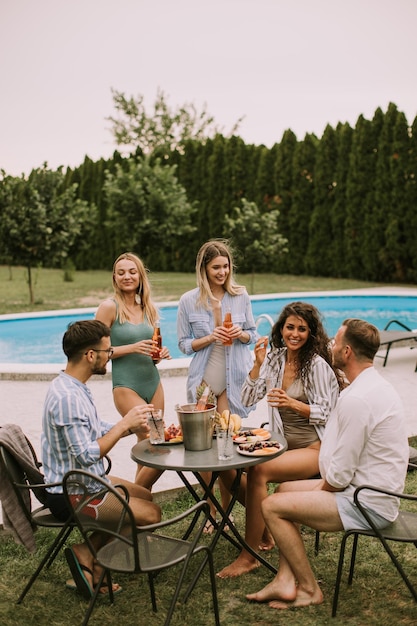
[266,377,276,392]
[216,425,234,460]
[147,409,165,444]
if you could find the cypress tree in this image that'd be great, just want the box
[289,133,318,273]
[405,116,417,281]
[366,103,399,280]
[305,124,338,276]
[272,130,297,272]
[331,122,354,277]
[254,144,277,208]
[345,112,381,279]
[384,110,411,281]
[207,135,227,237]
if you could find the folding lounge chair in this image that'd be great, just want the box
[376,319,417,369]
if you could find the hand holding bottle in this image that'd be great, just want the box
[222,310,233,346]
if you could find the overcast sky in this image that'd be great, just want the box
[1,0,416,176]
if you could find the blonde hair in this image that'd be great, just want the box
[112,252,159,326]
[195,239,244,309]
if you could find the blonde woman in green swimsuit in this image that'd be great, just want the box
[96,252,170,486]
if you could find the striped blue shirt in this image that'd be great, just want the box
[41,371,114,493]
[241,348,339,438]
[177,287,258,418]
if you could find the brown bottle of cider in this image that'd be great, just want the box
[223,310,233,346]
[151,321,162,359]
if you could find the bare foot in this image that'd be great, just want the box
[93,563,122,595]
[203,519,216,535]
[259,527,275,551]
[246,578,297,604]
[217,555,260,579]
[268,585,323,610]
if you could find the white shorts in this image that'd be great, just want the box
[335,493,392,531]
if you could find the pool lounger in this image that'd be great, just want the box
[377,319,417,370]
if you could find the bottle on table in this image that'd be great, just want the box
[222,310,233,346]
[195,384,210,410]
[151,321,162,359]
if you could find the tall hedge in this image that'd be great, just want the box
[26,103,415,282]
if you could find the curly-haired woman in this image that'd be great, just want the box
[217,301,343,578]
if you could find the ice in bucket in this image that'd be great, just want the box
[175,403,216,451]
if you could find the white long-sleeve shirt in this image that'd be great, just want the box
[319,367,408,521]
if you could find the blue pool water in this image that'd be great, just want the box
[1,293,417,364]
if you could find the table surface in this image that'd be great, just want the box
[131,431,287,473]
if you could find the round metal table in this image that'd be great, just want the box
[131,431,287,583]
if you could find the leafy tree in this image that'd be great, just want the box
[224,198,288,293]
[103,157,197,271]
[0,165,91,303]
[108,88,243,157]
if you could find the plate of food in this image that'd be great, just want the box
[237,440,283,456]
[233,428,271,444]
[158,424,183,445]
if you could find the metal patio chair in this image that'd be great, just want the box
[332,470,417,617]
[0,424,112,604]
[0,441,76,603]
[63,469,220,626]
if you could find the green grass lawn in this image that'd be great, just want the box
[0,265,413,315]
[0,468,416,626]
[1,266,416,623]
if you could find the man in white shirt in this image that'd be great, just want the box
[246,318,409,611]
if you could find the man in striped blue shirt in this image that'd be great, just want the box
[41,319,160,598]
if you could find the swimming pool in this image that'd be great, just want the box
[1,291,417,363]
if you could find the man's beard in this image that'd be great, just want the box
[332,353,344,371]
[92,365,107,376]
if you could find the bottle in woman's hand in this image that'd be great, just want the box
[223,310,233,346]
[151,321,162,359]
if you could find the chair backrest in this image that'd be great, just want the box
[63,469,139,572]
[0,445,47,522]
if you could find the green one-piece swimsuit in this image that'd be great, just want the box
[110,316,160,402]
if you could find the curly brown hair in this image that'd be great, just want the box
[270,301,344,390]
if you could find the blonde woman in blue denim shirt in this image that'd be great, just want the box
[177,239,258,530]
[177,239,257,417]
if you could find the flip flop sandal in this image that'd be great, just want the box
[66,577,123,597]
[64,547,93,600]
[95,581,123,597]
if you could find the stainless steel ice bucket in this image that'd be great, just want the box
[175,403,216,451]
